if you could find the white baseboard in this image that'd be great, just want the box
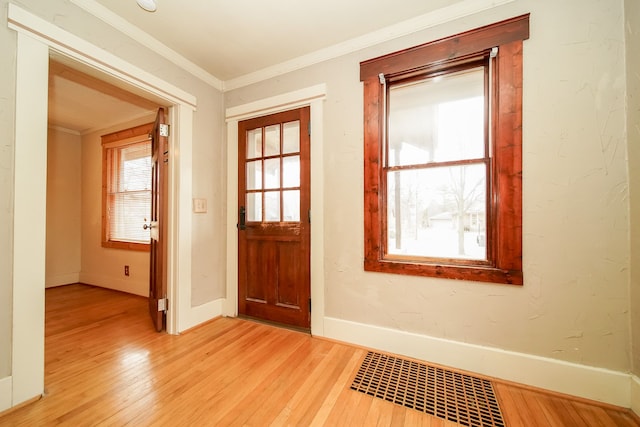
[632,375,640,416]
[45,273,80,288]
[179,298,224,333]
[323,317,630,407]
[0,376,12,413]
[78,273,147,297]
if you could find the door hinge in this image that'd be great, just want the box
[307,121,311,136]
[308,298,311,313]
[159,123,170,137]
[158,298,168,312]
[308,209,311,224]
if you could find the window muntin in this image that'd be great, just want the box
[385,65,488,263]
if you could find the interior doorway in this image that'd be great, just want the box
[46,57,160,306]
[9,7,197,406]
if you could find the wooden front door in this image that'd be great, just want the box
[238,107,311,329]
[148,107,168,331]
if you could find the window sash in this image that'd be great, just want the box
[101,123,153,251]
[382,60,490,265]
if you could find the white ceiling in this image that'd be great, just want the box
[92,0,458,81]
[48,58,159,134]
[49,0,469,133]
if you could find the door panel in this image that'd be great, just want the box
[238,107,310,329]
[149,107,167,332]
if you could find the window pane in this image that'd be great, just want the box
[111,192,151,243]
[388,67,485,167]
[265,125,280,156]
[246,160,262,190]
[264,191,280,222]
[282,155,300,188]
[247,128,262,159]
[283,190,300,222]
[120,144,151,192]
[247,193,262,222]
[283,121,300,154]
[386,164,486,260]
[264,158,280,189]
[106,140,151,245]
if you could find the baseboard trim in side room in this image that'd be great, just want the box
[0,376,11,413]
[45,273,80,288]
[322,316,630,407]
[78,273,147,297]
[632,375,640,416]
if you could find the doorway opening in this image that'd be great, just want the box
[46,57,161,311]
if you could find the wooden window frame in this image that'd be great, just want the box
[101,123,153,252]
[361,15,529,285]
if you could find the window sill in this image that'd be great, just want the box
[102,240,150,252]
[364,258,522,285]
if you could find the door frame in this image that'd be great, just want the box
[8,4,196,408]
[225,85,327,336]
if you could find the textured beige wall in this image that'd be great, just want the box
[626,0,640,377]
[46,128,82,287]
[226,0,632,372]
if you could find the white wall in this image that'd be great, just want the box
[226,0,631,376]
[46,128,82,287]
[79,117,154,297]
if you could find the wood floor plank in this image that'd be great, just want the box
[0,284,637,427]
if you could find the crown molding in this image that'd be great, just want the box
[223,0,515,91]
[69,0,513,92]
[69,0,224,91]
[47,125,81,136]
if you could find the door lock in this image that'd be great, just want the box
[238,206,246,230]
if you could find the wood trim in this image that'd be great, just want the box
[101,123,154,252]
[101,123,153,144]
[494,40,523,274]
[362,17,527,285]
[101,240,150,252]
[363,77,383,265]
[360,14,530,81]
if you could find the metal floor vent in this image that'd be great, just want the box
[351,351,505,427]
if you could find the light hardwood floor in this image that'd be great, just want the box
[0,284,638,426]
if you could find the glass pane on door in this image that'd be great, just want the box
[247,193,262,222]
[264,191,280,222]
[246,128,262,159]
[283,190,300,221]
[246,160,262,190]
[283,121,300,154]
[264,158,280,189]
[265,125,280,156]
[282,156,300,188]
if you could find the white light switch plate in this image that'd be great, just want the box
[193,198,207,213]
